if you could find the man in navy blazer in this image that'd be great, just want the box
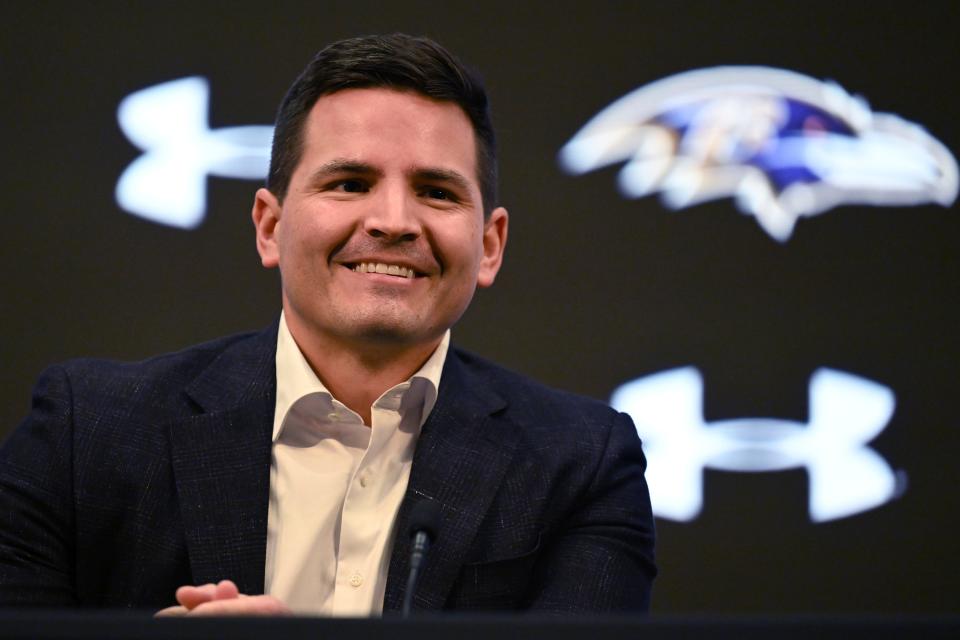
[0,34,656,614]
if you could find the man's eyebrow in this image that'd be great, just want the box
[412,167,473,193]
[305,161,473,193]
[306,160,381,183]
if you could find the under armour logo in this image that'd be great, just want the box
[116,77,273,229]
[611,367,900,522]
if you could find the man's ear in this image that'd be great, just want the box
[252,188,282,268]
[477,207,508,288]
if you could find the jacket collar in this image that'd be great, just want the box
[168,321,278,594]
[384,350,519,612]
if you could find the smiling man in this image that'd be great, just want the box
[0,34,656,615]
[254,86,506,428]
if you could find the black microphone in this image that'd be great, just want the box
[401,499,441,617]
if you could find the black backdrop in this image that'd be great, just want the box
[2,1,957,614]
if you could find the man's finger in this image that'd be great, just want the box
[213,579,240,600]
[188,595,292,616]
[175,583,218,609]
[154,605,189,617]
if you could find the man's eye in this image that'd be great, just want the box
[424,188,452,201]
[335,180,367,193]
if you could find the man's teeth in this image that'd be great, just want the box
[352,262,416,278]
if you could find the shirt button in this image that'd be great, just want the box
[350,572,363,587]
[359,472,370,488]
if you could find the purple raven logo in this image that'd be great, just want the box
[559,67,958,242]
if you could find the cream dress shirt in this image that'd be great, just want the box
[264,313,448,615]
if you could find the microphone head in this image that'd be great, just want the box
[407,499,441,542]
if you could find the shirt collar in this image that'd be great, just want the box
[272,311,449,442]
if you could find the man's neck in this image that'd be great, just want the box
[284,316,442,426]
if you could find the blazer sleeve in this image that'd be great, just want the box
[525,411,657,613]
[0,366,77,606]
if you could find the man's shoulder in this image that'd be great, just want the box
[448,346,622,426]
[58,329,260,379]
[44,325,276,413]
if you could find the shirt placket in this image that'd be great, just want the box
[332,386,408,615]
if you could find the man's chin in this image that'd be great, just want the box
[339,318,441,350]
[353,326,422,345]
[288,301,452,354]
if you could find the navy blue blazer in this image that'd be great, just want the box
[0,323,656,612]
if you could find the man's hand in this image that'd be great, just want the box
[155,579,292,616]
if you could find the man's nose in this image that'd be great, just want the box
[362,188,421,241]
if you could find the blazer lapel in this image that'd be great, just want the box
[167,323,277,595]
[384,351,518,611]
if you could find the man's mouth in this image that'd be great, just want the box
[349,262,418,279]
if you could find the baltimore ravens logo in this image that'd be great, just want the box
[559,67,958,242]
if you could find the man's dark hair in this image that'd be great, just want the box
[268,33,497,215]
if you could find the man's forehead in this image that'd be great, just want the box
[299,88,481,180]
[307,88,472,134]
